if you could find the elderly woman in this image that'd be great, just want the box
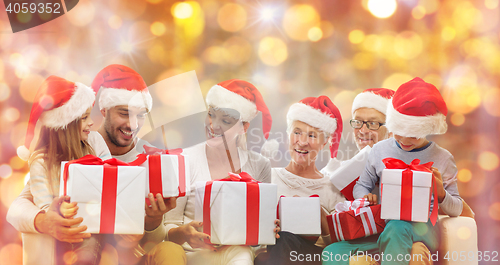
[256,96,346,265]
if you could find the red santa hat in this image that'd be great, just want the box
[91,64,152,111]
[17,76,96,160]
[286,96,343,158]
[386,77,448,138]
[351,88,395,116]
[205,79,272,139]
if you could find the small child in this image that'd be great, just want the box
[322,77,463,265]
[18,76,106,265]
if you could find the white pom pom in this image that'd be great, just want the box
[17,146,30,161]
[260,139,279,159]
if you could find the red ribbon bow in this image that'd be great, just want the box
[382,158,438,226]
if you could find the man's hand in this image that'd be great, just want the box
[145,194,177,231]
[168,221,216,251]
[34,196,90,243]
[363,193,378,205]
[431,167,446,203]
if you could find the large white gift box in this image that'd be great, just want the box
[278,196,321,236]
[194,173,277,245]
[380,158,434,223]
[60,155,146,234]
[329,146,371,201]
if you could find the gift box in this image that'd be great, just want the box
[278,196,321,236]
[133,147,190,198]
[329,146,371,200]
[327,199,385,243]
[194,172,277,245]
[380,158,437,223]
[59,155,146,234]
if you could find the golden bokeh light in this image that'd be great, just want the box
[19,74,44,103]
[283,5,320,41]
[0,164,12,179]
[412,6,426,20]
[150,21,167,36]
[223,36,252,65]
[483,88,500,117]
[319,21,334,39]
[485,0,499,9]
[444,66,481,114]
[258,37,288,66]
[0,243,22,265]
[10,156,25,170]
[441,26,456,41]
[100,244,119,265]
[423,74,443,89]
[489,202,500,221]
[147,0,164,3]
[452,2,480,30]
[394,31,423,60]
[367,0,397,19]
[450,113,465,126]
[4,108,20,122]
[108,15,123,29]
[172,2,194,19]
[109,0,147,20]
[457,168,472,183]
[0,172,25,208]
[217,3,247,32]
[17,12,32,24]
[349,30,365,44]
[457,227,471,240]
[203,46,226,65]
[66,0,96,27]
[420,0,439,14]
[478,151,499,171]
[353,52,376,70]
[0,83,10,102]
[308,27,323,42]
[382,73,413,90]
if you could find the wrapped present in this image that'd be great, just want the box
[133,146,190,198]
[278,195,321,236]
[329,146,371,200]
[380,158,438,224]
[59,155,146,234]
[194,172,277,245]
[327,199,385,243]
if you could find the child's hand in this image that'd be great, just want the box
[431,167,446,203]
[363,193,378,205]
[59,201,78,218]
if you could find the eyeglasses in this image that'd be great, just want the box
[350,119,385,130]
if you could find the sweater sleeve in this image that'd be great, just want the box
[353,151,379,199]
[29,159,53,211]
[6,183,43,233]
[437,155,462,216]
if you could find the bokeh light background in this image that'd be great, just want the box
[1,0,499,264]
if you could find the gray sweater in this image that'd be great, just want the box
[353,138,463,217]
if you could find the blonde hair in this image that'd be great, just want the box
[29,118,95,195]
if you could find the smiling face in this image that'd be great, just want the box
[205,107,244,146]
[352,107,389,150]
[393,134,429,151]
[79,107,93,141]
[288,120,329,166]
[102,105,147,148]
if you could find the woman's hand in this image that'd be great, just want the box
[168,221,217,251]
[145,194,177,231]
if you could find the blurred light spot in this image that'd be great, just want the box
[119,41,134,53]
[456,160,484,198]
[172,2,194,19]
[485,0,499,9]
[217,3,246,32]
[0,83,10,102]
[413,222,429,236]
[441,26,456,41]
[147,0,164,3]
[353,52,375,70]
[10,156,25,170]
[0,243,22,265]
[0,172,26,208]
[444,66,480,114]
[57,35,71,49]
[453,2,480,30]
[9,53,23,66]
[423,74,443,89]
[258,37,288,66]
[319,21,334,38]
[108,15,122,29]
[260,7,275,21]
[150,21,166,36]
[478,151,499,171]
[457,168,472,182]
[283,5,320,41]
[483,88,500,117]
[17,12,32,24]
[457,227,471,240]
[367,0,397,19]
[394,31,423,59]
[412,6,426,20]
[24,173,29,185]
[147,43,166,64]
[361,0,370,10]
[382,73,413,90]
[63,250,77,265]
[450,113,465,126]
[349,30,365,44]
[67,0,95,27]
[308,27,323,42]
[4,107,20,122]
[0,164,12,179]
[489,202,500,220]
[19,74,44,103]
[223,36,252,65]
[363,34,382,52]
[100,244,118,265]
[420,0,439,14]
[203,46,226,65]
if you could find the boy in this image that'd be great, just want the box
[322,77,462,265]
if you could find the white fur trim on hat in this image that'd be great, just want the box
[205,85,257,122]
[260,138,279,159]
[386,99,448,138]
[99,87,153,111]
[40,82,95,129]
[352,92,390,116]
[286,103,337,135]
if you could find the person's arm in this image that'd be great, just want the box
[6,183,43,233]
[434,159,463,217]
[258,156,272,183]
[353,152,378,201]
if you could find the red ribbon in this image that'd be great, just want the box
[382,158,438,225]
[202,172,262,245]
[62,155,133,234]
